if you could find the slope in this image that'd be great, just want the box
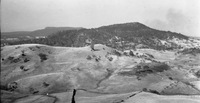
[1,44,200,103]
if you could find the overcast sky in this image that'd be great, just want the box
[1,0,200,37]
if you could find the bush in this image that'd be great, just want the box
[107,57,113,61]
[7,56,14,61]
[113,50,121,56]
[38,53,48,62]
[24,58,30,62]
[152,63,170,72]
[7,56,21,63]
[148,89,160,94]
[95,56,101,62]
[129,50,134,56]
[8,82,18,91]
[123,52,128,56]
[95,58,99,62]
[20,65,29,71]
[43,82,50,87]
[86,55,92,60]
[20,65,24,70]
[195,70,200,78]
[12,58,21,63]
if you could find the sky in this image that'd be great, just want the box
[1,0,200,37]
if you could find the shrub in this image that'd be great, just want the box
[12,58,21,63]
[123,52,128,56]
[129,50,134,56]
[20,65,24,70]
[21,50,26,56]
[143,65,149,69]
[95,58,99,62]
[113,50,121,56]
[38,53,48,62]
[86,55,92,60]
[92,55,97,58]
[8,56,21,63]
[152,63,170,72]
[95,56,101,62]
[22,53,26,56]
[29,87,39,94]
[168,77,173,80]
[43,82,50,87]
[20,65,29,71]
[148,89,160,94]
[195,70,200,78]
[142,88,148,92]
[8,82,18,91]
[7,56,14,61]
[107,57,113,61]
[24,58,30,62]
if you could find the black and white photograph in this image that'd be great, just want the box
[1,0,200,103]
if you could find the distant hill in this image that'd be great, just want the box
[3,22,200,50]
[28,27,83,37]
[1,27,83,39]
[1,31,32,39]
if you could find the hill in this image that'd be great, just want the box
[28,27,83,37]
[1,44,200,103]
[5,22,200,50]
[1,27,83,43]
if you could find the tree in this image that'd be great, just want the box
[90,39,95,51]
[129,50,134,56]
